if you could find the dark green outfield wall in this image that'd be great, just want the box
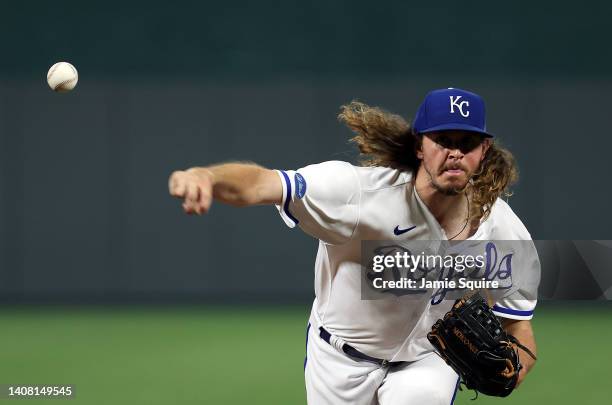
[2,1,611,78]
[0,1,610,302]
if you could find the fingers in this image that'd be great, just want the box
[184,182,205,215]
[169,170,212,215]
[198,183,212,213]
[168,171,186,198]
[185,181,200,202]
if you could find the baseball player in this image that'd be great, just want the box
[168,88,538,404]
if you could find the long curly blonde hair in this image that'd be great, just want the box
[338,101,518,223]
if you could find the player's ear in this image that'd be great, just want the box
[414,133,424,160]
[480,138,492,161]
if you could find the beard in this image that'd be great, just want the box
[424,164,471,195]
[430,179,466,195]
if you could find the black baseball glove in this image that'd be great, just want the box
[427,291,536,398]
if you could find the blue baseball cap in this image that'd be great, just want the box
[412,88,493,137]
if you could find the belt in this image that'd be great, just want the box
[318,326,406,367]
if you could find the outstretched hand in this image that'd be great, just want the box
[168,168,214,215]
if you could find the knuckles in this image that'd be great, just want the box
[171,169,212,215]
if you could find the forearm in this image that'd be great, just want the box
[503,319,537,386]
[189,163,281,207]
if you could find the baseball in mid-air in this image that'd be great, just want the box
[47,61,78,92]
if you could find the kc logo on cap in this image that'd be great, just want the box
[412,88,493,137]
[449,96,470,117]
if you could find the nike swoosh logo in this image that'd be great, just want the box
[393,225,416,235]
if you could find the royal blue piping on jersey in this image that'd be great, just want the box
[492,305,533,317]
[450,377,460,404]
[280,170,299,225]
[304,323,311,370]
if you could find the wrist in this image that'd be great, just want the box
[188,167,216,185]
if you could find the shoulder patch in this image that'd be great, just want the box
[294,172,307,199]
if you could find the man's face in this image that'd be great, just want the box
[417,131,491,195]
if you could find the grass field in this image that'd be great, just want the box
[0,304,609,404]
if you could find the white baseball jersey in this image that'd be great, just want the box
[275,160,539,362]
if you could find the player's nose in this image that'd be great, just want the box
[448,147,464,159]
